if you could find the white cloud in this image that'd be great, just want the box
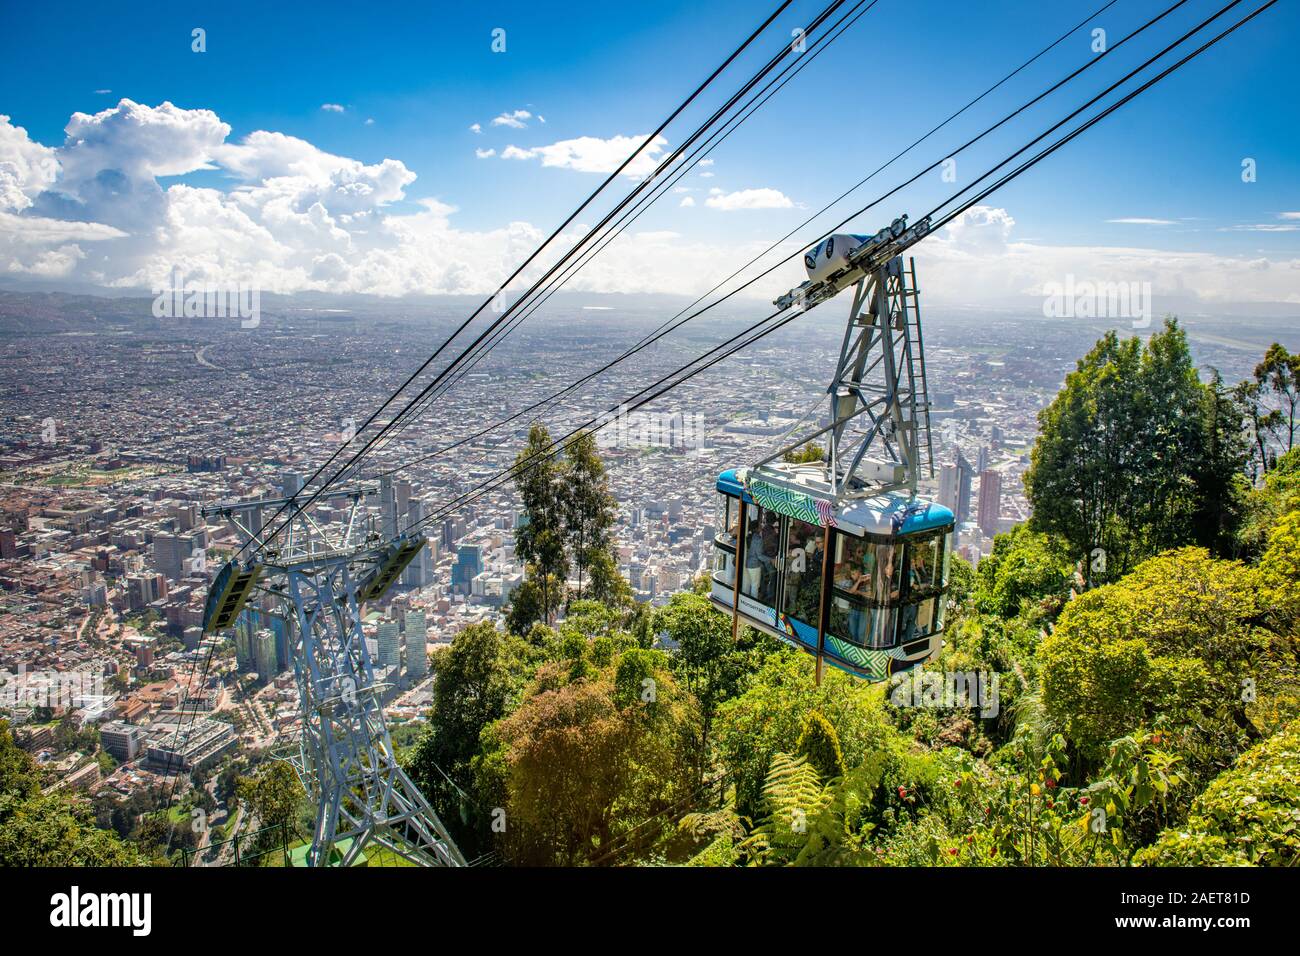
[3,101,1296,313]
[475,148,496,159]
[704,187,793,211]
[910,205,1300,310]
[500,133,669,179]
[491,109,532,129]
[1107,217,1176,225]
[698,158,714,167]
[699,171,714,179]
[320,103,345,113]
[94,89,112,95]
[1221,223,1300,233]
[365,118,375,126]
[0,115,60,212]
[1281,212,1300,220]
[469,123,482,134]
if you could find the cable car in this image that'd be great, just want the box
[710,464,953,681]
[711,218,951,682]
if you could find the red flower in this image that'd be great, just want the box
[1079,797,1089,805]
[1045,779,1057,789]
[966,835,974,844]
[948,848,958,856]
[990,846,997,858]
[898,787,907,799]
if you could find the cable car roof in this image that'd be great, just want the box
[717,467,954,538]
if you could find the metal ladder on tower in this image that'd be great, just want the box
[898,255,935,481]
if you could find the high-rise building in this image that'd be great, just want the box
[376,619,401,672]
[280,471,303,499]
[953,451,974,525]
[153,529,205,582]
[379,475,397,540]
[452,544,484,594]
[978,469,1003,538]
[405,611,428,678]
[395,480,412,529]
[126,572,167,611]
[403,500,434,587]
[253,628,278,682]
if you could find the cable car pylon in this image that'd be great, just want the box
[200,488,463,867]
[712,215,955,685]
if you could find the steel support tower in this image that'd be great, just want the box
[759,249,935,496]
[201,488,463,867]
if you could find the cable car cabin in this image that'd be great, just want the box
[710,466,954,682]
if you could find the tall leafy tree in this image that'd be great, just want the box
[1235,342,1300,476]
[560,430,621,605]
[407,622,516,851]
[512,423,568,626]
[1026,318,1243,581]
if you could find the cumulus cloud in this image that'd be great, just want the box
[475,148,496,159]
[912,205,1300,310]
[469,123,482,134]
[500,133,668,178]
[704,187,793,211]
[321,103,345,113]
[1,100,1295,314]
[491,109,532,129]
[0,115,60,212]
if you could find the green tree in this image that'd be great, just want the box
[657,591,765,784]
[235,761,303,837]
[973,525,1069,618]
[1038,548,1273,777]
[1026,318,1244,581]
[0,721,144,866]
[1237,343,1300,475]
[560,431,623,605]
[1136,719,1300,866]
[489,649,697,865]
[407,622,517,850]
[512,423,568,627]
[783,442,825,464]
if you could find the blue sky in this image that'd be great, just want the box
[0,0,1296,307]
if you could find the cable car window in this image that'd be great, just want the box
[712,545,735,585]
[781,518,824,627]
[741,503,780,607]
[716,494,738,546]
[825,237,835,258]
[833,536,900,605]
[903,533,942,595]
[942,531,953,586]
[829,592,898,649]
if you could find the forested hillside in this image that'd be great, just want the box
[402,318,1300,866]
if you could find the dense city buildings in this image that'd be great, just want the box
[0,290,1284,814]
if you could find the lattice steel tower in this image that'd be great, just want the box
[201,488,463,867]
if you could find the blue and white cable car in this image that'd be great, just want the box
[711,217,950,682]
[709,464,953,682]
